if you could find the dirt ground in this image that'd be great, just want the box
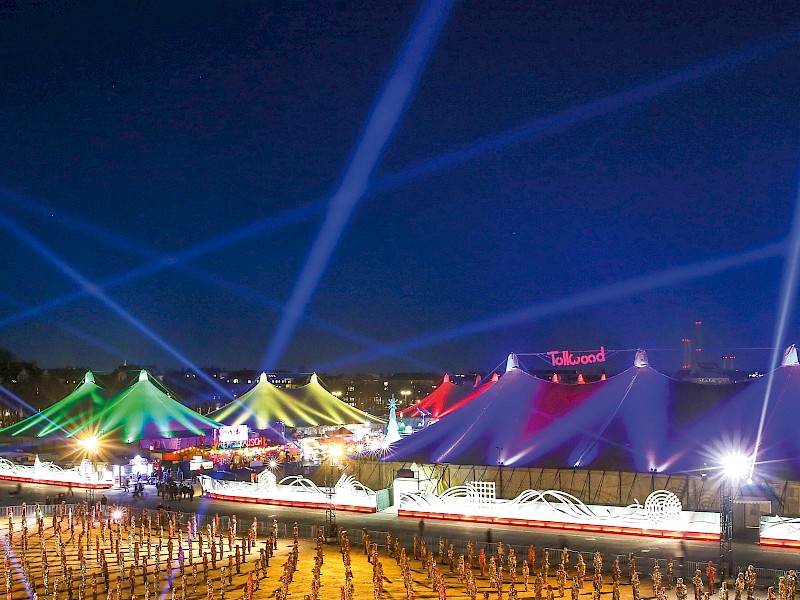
[1,510,723,600]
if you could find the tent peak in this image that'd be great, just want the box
[506,353,520,372]
[259,372,268,383]
[782,344,799,367]
[83,371,95,385]
[634,349,649,368]
[138,370,149,383]
[491,372,499,382]
[309,373,318,384]
[443,373,451,384]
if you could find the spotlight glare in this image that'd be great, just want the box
[79,436,99,453]
[720,453,750,481]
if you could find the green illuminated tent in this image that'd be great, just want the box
[0,371,106,438]
[209,373,383,429]
[73,370,221,443]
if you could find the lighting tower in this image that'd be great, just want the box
[719,453,747,579]
[719,475,733,578]
[325,446,342,543]
[325,475,337,542]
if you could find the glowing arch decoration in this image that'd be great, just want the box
[0,457,112,489]
[396,482,718,541]
[198,471,377,513]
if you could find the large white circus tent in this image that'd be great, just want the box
[381,352,749,474]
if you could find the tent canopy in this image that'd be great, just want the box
[400,374,480,419]
[0,371,106,438]
[382,352,754,475]
[73,370,221,443]
[210,372,383,429]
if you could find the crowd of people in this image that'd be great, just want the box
[122,473,196,501]
[0,489,791,599]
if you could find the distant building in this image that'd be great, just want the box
[672,361,751,384]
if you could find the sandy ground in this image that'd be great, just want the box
[0,508,723,600]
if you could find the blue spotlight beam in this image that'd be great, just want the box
[374,28,800,192]
[0,28,796,372]
[318,241,786,371]
[0,289,145,365]
[0,383,73,440]
[750,164,800,478]
[0,197,321,331]
[181,264,442,372]
[261,0,456,369]
[4,191,442,372]
[0,212,232,400]
[1,27,796,339]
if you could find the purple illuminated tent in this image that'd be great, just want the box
[669,345,800,479]
[381,352,747,473]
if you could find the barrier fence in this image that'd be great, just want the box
[0,503,795,589]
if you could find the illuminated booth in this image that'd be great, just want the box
[210,424,292,473]
[208,372,384,467]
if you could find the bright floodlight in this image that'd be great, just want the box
[720,453,751,481]
[329,444,343,460]
[268,459,278,470]
[79,436,99,453]
[112,509,123,520]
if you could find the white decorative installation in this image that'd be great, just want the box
[256,468,277,491]
[760,515,800,548]
[397,481,719,540]
[0,457,112,488]
[471,481,496,507]
[199,471,378,512]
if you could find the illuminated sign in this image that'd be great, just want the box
[217,437,269,450]
[218,425,249,444]
[547,346,606,366]
[189,459,214,472]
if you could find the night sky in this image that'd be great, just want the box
[1,1,800,375]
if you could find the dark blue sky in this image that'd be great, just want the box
[1,1,800,374]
